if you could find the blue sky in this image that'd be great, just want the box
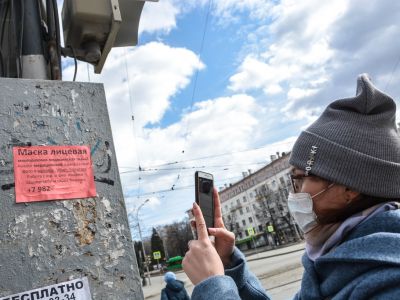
[61,0,400,238]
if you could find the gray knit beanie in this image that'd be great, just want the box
[289,73,400,198]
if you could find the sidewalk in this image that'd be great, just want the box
[246,241,304,261]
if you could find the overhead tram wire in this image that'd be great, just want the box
[124,170,243,188]
[169,0,214,192]
[126,174,243,198]
[123,48,142,200]
[120,161,268,174]
[122,140,294,171]
[385,52,400,91]
[124,169,248,187]
[124,163,245,184]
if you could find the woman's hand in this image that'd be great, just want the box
[183,202,224,285]
[208,188,236,267]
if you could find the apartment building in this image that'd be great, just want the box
[219,153,302,251]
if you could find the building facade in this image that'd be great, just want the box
[219,153,302,251]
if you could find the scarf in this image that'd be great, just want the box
[305,202,399,261]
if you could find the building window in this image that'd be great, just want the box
[250,192,253,198]
[236,198,240,205]
[243,196,247,202]
[239,208,243,215]
[258,225,263,231]
[249,217,253,223]
[242,220,246,226]
[238,232,243,239]
[279,177,285,185]
[245,231,249,236]
[253,204,257,210]
[227,215,231,221]
[236,222,240,229]
[246,206,250,213]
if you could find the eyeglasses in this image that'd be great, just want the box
[290,173,312,193]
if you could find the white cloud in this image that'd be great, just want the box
[210,0,274,24]
[63,42,204,171]
[288,88,316,100]
[264,84,283,95]
[107,42,204,127]
[146,196,162,209]
[138,94,261,170]
[139,0,180,35]
[228,0,400,122]
[61,0,400,233]
[228,0,340,99]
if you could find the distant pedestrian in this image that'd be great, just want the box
[183,74,400,299]
[161,271,190,300]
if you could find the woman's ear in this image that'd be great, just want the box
[344,187,361,203]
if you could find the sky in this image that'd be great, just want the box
[60,0,400,239]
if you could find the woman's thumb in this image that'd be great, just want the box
[208,227,225,237]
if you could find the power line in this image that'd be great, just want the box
[385,53,400,90]
[120,161,267,174]
[120,140,293,170]
[123,171,239,191]
[170,0,214,192]
[122,160,263,184]
[123,48,142,201]
[124,174,243,198]
[121,169,241,192]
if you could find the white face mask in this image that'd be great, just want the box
[287,184,334,233]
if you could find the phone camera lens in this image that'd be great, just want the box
[202,181,211,193]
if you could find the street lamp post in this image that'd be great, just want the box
[137,199,151,286]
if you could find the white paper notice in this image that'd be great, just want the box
[0,277,92,300]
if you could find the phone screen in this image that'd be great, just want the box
[196,172,214,228]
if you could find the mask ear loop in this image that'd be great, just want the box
[311,183,335,199]
[310,183,335,225]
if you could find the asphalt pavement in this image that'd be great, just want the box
[142,242,305,300]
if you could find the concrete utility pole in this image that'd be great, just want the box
[0,78,143,299]
[0,0,157,298]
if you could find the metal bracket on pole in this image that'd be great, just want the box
[94,0,122,74]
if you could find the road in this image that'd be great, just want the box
[142,242,305,300]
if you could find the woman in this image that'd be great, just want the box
[182,74,400,299]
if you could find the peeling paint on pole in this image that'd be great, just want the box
[0,78,143,299]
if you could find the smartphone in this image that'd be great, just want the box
[195,171,214,229]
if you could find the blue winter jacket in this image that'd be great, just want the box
[161,279,190,300]
[191,209,400,299]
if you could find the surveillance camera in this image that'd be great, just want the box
[62,0,157,74]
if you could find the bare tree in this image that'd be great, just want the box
[224,210,241,238]
[254,184,273,227]
[159,217,193,258]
